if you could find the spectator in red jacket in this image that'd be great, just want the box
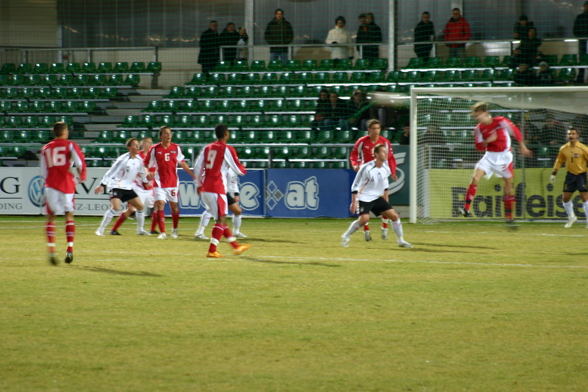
[443,8,471,59]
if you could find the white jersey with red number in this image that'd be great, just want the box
[40,139,86,194]
[351,161,391,202]
[226,168,240,194]
[349,135,397,176]
[144,142,185,188]
[194,140,246,194]
[474,116,523,153]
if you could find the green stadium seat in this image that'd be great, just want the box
[499,56,512,68]
[248,115,265,128]
[424,57,442,69]
[463,56,482,68]
[349,72,366,84]
[47,63,64,74]
[315,130,335,143]
[242,72,260,85]
[267,60,283,71]
[580,54,588,66]
[30,101,47,113]
[233,60,249,71]
[405,58,423,69]
[261,72,279,84]
[557,68,576,82]
[146,61,162,73]
[90,74,108,86]
[97,62,113,73]
[124,74,140,86]
[482,56,499,68]
[119,115,140,128]
[113,62,129,73]
[319,59,335,70]
[373,58,388,70]
[336,59,353,70]
[386,71,402,83]
[109,74,125,86]
[461,70,479,82]
[81,62,97,73]
[227,73,243,85]
[301,59,318,71]
[0,63,16,74]
[16,63,32,74]
[280,72,296,84]
[559,54,578,66]
[354,58,371,70]
[480,69,495,81]
[232,115,247,128]
[250,60,266,71]
[188,73,207,85]
[334,129,355,143]
[445,57,463,68]
[284,59,301,71]
[130,62,146,73]
[332,72,348,84]
[65,63,81,74]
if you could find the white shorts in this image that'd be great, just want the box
[154,187,179,203]
[45,187,75,215]
[133,186,155,209]
[200,192,228,221]
[475,151,514,179]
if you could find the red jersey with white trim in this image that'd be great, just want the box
[350,135,397,176]
[40,139,86,194]
[144,142,185,188]
[136,150,156,190]
[474,116,523,153]
[194,140,246,194]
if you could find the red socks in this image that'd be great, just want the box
[172,212,180,229]
[112,215,126,232]
[208,224,224,253]
[223,225,239,249]
[464,184,477,212]
[158,210,166,233]
[46,222,56,253]
[65,221,75,252]
[504,195,515,220]
[150,211,158,232]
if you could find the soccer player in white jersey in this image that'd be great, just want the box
[94,138,151,236]
[550,128,588,228]
[349,119,397,241]
[105,137,156,235]
[341,144,412,248]
[40,121,87,265]
[457,102,532,228]
[193,124,250,258]
[194,167,247,239]
[145,126,197,239]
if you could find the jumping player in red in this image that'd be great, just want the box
[457,102,532,227]
[144,126,197,239]
[40,121,87,265]
[193,124,251,258]
[349,119,397,241]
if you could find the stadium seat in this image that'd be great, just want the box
[315,130,335,143]
[267,60,283,71]
[242,72,260,85]
[336,59,353,70]
[482,56,499,68]
[499,56,512,68]
[261,72,279,84]
[81,62,97,73]
[250,60,266,72]
[386,71,402,83]
[423,57,442,69]
[480,69,495,81]
[332,72,348,84]
[285,59,301,71]
[130,62,146,73]
[464,56,482,68]
[559,54,578,66]
[372,58,388,70]
[405,58,423,69]
[188,73,207,85]
[124,74,140,86]
[319,59,335,70]
[445,57,463,68]
[354,58,371,70]
[349,72,366,84]
[113,62,129,73]
[146,61,162,73]
[97,62,113,73]
[557,68,576,83]
[301,59,318,71]
[0,63,16,75]
[65,63,81,74]
[109,74,125,86]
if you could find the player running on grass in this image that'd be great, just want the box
[350,119,397,241]
[193,124,251,258]
[194,167,247,240]
[41,121,87,265]
[342,143,412,248]
[457,102,532,228]
[550,128,588,228]
[94,138,151,236]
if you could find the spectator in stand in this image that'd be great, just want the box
[324,91,351,131]
[414,11,435,63]
[399,121,411,145]
[310,89,330,131]
[509,47,526,69]
[219,23,240,64]
[326,16,354,66]
[573,1,588,83]
[264,9,294,66]
[346,89,372,131]
[357,12,382,61]
[198,20,220,75]
[443,8,471,59]
[418,124,447,162]
[236,27,249,61]
[539,114,567,146]
[536,61,555,86]
[572,114,588,136]
[519,27,542,66]
[513,14,534,39]
[513,63,536,86]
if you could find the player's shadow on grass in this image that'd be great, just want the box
[416,243,497,250]
[372,245,481,254]
[75,266,163,277]
[242,257,341,268]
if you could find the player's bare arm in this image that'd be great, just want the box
[518,140,532,157]
[94,185,105,194]
[180,161,197,180]
[350,193,358,215]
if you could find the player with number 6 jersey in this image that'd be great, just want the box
[144,126,197,239]
[40,121,87,266]
[193,124,250,258]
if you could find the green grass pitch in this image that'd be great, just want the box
[1,216,587,391]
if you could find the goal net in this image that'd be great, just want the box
[408,86,588,223]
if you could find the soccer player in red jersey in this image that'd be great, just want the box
[40,122,87,265]
[349,119,397,241]
[193,124,251,258]
[144,126,197,239]
[457,102,532,227]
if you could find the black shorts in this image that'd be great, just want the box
[226,193,236,206]
[358,197,393,217]
[563,172,588,193]
[110,188,139,202]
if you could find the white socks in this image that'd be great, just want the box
[196,210,213,235]
[344,220,362,237]
[563,200,574,218]
[99,209,117,230]
[232,214,242,233]
[136,210,145,231]
[583,201,588,223]
[392,219,404,240]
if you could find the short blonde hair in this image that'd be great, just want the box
[472,102,490,113]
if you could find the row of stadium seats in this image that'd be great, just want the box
[102,128,376,145]
[403,54,587,70]
[0,87,117,100]
[399,68,576,84]
[0,61,162,75]
[142,99,317,114]
[187,71,387,86]
[212,58,388,74]
[0,130,53,143]
[172,84,368,99]
[0,73,140,87]
[0,115,73,130]
[0,101,96,114]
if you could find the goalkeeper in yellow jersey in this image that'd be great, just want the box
[551,128,588,228]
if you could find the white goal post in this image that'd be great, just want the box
[408,86,588,223]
